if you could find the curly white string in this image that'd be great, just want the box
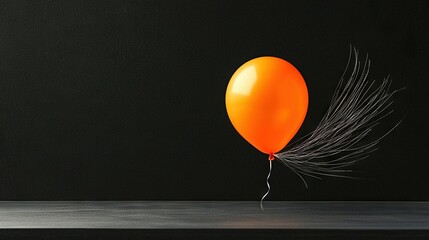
[260,160,272,211]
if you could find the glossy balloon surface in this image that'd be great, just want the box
[225,57,308,155]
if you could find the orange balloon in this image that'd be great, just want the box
[225,57,308,159]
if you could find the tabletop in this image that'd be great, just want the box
[0,201,428,239]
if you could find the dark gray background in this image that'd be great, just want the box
[0,0,427,200]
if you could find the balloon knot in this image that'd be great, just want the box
[268,153,275,161]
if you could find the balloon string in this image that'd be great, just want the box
[260,160,272,212]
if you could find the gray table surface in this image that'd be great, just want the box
[0,201,427,230]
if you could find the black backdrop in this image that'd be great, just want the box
[0,0,427,200]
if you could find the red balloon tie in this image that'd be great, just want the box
[268,153,274,161]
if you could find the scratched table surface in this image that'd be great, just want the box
[0,201,427,229]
